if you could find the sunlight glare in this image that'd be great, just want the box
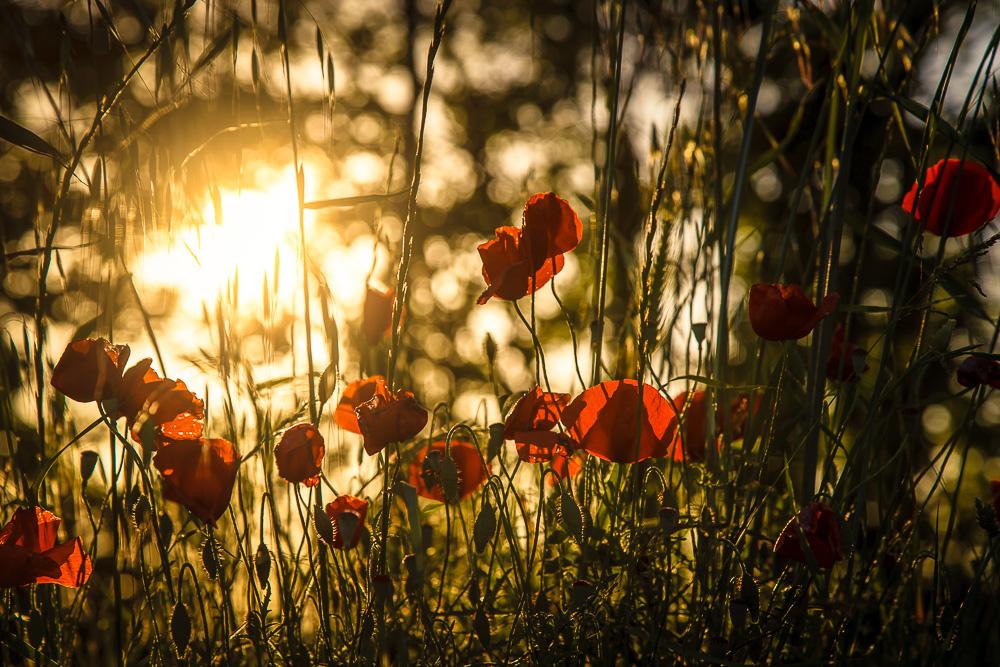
[138,170,304,312]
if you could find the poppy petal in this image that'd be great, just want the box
[275,423,325,487]
[51,338,129,403]
[334,376,387,434]
[562,380,677,464]
[324,495,369,550]
[902,159,1000,237]
[154,437,240,528]
[409,441,489,502]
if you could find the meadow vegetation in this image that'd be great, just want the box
[2,0,1000,664]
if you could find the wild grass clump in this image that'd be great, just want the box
[1,0,1000,664]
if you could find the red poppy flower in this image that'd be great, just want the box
[118,359,205,440]
[902,158,1000,237]
[666,390,758,462]
[334,376,387,435]
[153,437,240,528]
[275,423,325,487]
[323,495,368,550]
[561,380,678,464]
[409,440,489,502]
[748,284,839,341]
[477,193,582,305]
[503,387,573,462]
[51,337,130,403]
[826,323,869,381]
[355,383,428,456]
[956,356,1000,389]
[773,501,844,569]
[992,480,1000,523]
[363,286,399,345]
[0,507,92,588]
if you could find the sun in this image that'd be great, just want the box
[137,167,305,313]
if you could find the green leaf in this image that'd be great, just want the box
[0,115,64,162]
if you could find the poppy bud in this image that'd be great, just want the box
[372,574,394,603]
[658,506,679,534]
[255,542,271,586]
[170,601,191,658]
[80,450,100,486]
[202,537,218,580]
[473,500,497,554]
[569,579,593,608]
[474,606,491,648]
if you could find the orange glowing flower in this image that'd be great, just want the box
[118,358,204,440]
[153,437,240,528]
[409,440,489,502]
[324,495,368,550]
[561,380,678,464]
[774,501,844,569]
[355,382,428,456]
[275,423,325,487]
[748,284,839,341]
[902,158,1000,237]
[363,286,399,344]
[50,337,130,403]
[477,193,582,305]
[334,376,387,435]
[0,507,92,588]
[503,387,573,463]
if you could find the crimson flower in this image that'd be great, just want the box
[355,382,428,456]
[0,507,92,588]
[334,376,387,435]
[153,437,240,528]
[902,158,1000,237]
[992,481,1000,524]
[503,387,573,462]
[51,339,204,442]
[118,358,204,440]
[773,501,844,569]
[363,286,399,345]
[956,356,1000,389]
[51,337,130,403]
[275,423,325,487]
[666,390,757,462]
[826,323,868,382]
[477,193,582,305]
[324,495,368,550]
[409,440,489,502]
[749,284,839,341]
[561,380,678,464]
